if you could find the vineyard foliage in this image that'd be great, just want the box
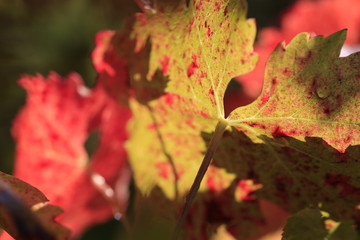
[0,0,359,239]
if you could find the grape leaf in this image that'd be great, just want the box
[237,0,360,101]
[12,73,131,237]
[91,27,261,238]
[228,30,360,152]
[134,0,257,118]
[92,30,130,103]
[215,129,360,220]
[0,172,70,240]
[127,0,360,239]
[282,208,328,240]
[282,208,358,240]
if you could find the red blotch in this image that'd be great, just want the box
[282,68,291,76]
[259,94,270,107]
[323,107,331,115]
[272,126,297,137]
[147,123,156,130]
[243,122,266,129]
[344,136,351,145]
[164,93,176,107]
[223,6,228,15]
[271,77,278,85]
[187,54,199,78]
[159,56,170,75]
[214,2,221,11]
[207,25,213,37]
[195,2,203,10]
[189,18,195,31]
[199,71,207,78]
[136,13,147,27]
[208,89,214,96]
[206,177,217,192]
[156,162,171,179]
[199,111,209,118]
[185,120,196,129]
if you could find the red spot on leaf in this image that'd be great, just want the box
[159,56,170,75]
[208,89,214,96]
[164,93,176,107]
[323,107,331,115]
[282,67,292,76]
[259,94,270,107]
[185,120,196,129]
[271,77,278,85]
[244,122,266,129]
[272,126,297,137]
[189,18,195,31]
[136,13,147,27]
[206,25,213,37]
[187,54,199,78]
[199,111,209,118]
[223,6,228,15]
[206,177,217,192]
[214,2,221,12]
[156,162,171,179]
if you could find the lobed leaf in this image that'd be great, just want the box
[228,30,360,152]
[133,0,257,118]
[12,73,131,237]
[282,208,358,240]
[0,172,70,240]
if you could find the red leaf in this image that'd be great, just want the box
[92,30,130,102]
[12,72,131,237]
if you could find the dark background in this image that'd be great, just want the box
[0,0,295,239]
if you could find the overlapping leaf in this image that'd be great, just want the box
[0,172,70,240]
[282,208,357,240]
[128,0,360,239]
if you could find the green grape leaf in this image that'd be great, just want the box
[282,208,328,240]
[327,220,358,240]
[282,208,359,240]
[215,129,360,221]
[125,0,360,239]
[133,0,257,118]
[228,30,360,152]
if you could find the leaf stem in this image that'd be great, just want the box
[173,119,228,239]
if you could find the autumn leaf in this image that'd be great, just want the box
[134,0,257,119]
[92,30,130,103]
[0,172,70,240]
[237,0,360,100]
[228,30,360,152]
[12,72,131,237]
[127,0,360,238]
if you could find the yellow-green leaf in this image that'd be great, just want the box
[228,30,360,152]
[133,0,257,119]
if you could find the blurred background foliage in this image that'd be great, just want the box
[0,0,294,239]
